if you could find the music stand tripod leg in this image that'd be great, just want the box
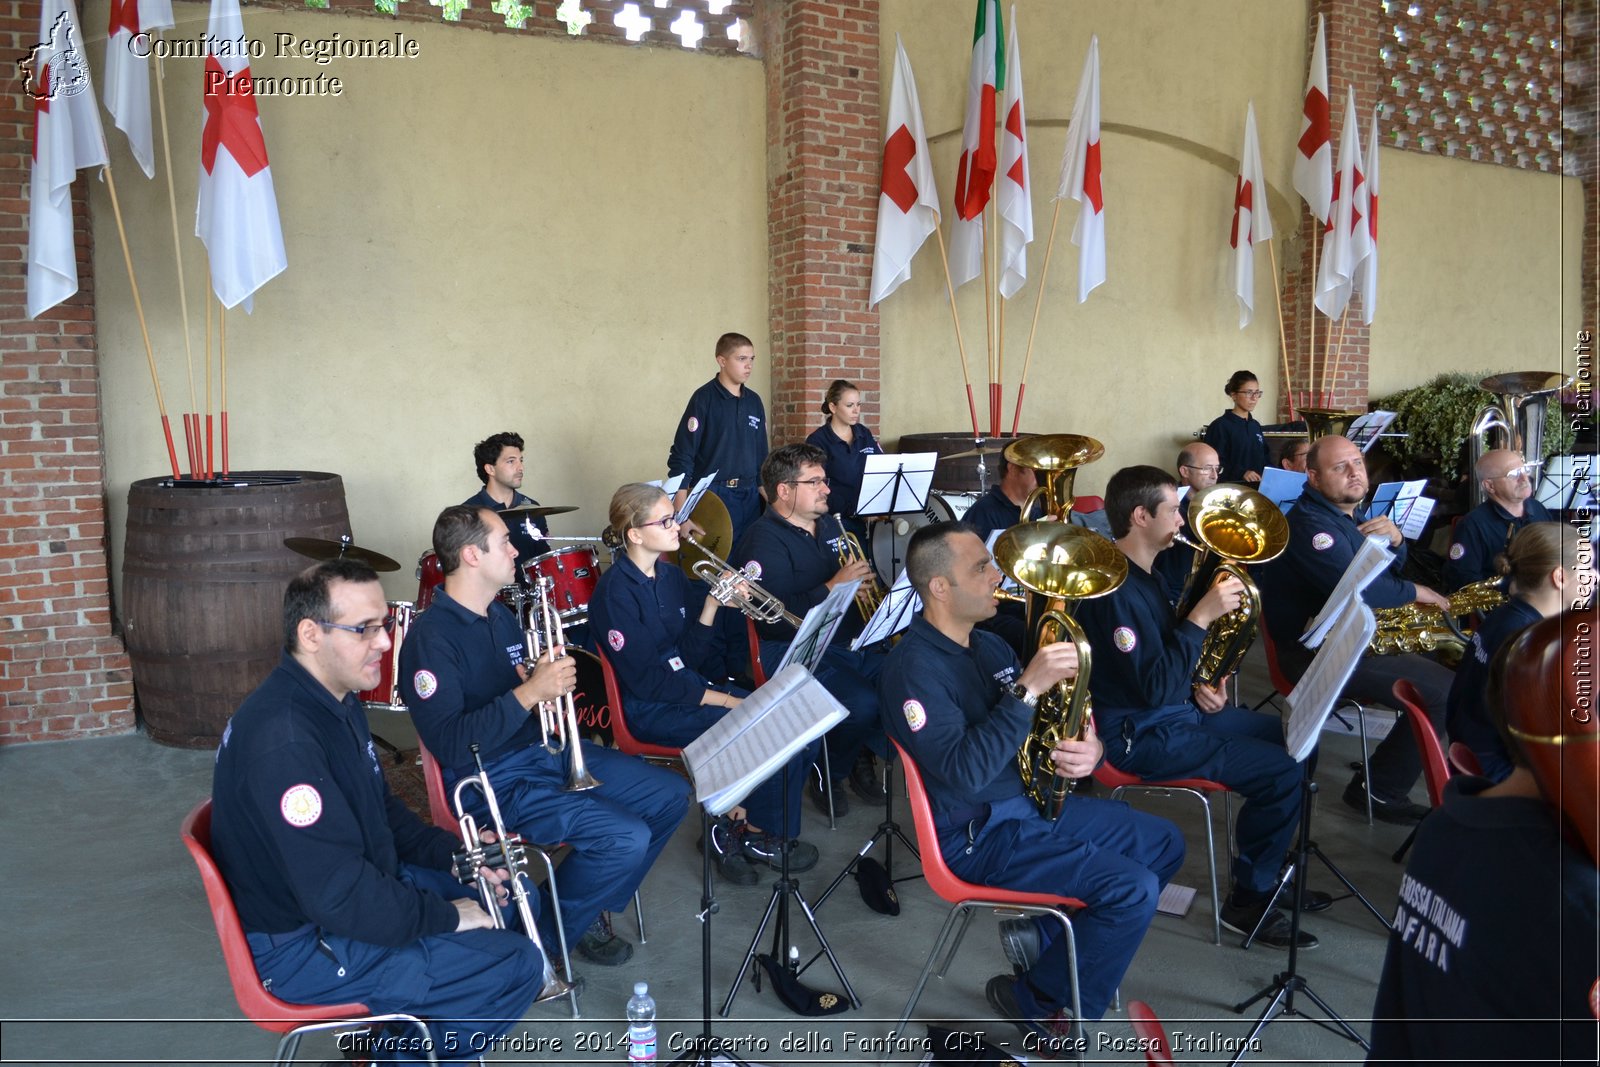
[672,808,749,1067]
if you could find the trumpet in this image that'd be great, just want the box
[831,514,882,622]
[524,576,602,792]
[682,533,803,628]
[452,743,576,1006]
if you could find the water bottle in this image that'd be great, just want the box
[626,981,657,1063]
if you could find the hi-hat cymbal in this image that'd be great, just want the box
[283,535,402,572]
[941,442,1014,461]
[501,503,579,519]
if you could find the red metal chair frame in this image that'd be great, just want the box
[595,648,685,767]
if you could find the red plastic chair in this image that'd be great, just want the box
[891,741,1085,1038]
[1092,760,1233,945]
[595,649,685,767]
[1447,742,1483,777]
[179,800,437,1066]
[1391,680,1452,808]
[1074,494,1105,513]
[1126,1000,1177,1066]
[749,617,835,827]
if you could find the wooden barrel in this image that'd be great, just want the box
[896,431,1034,493]
[123,472,352,748]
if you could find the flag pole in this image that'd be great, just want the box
[1327,308,1351,407]
[1011,199,1060,435]
[205,290,215,476]
[980,210,997,437]
[1266,237,1295,421]
[1309,224,1320,409]
[151,44,202,480]
[933,226,981,438]
[220,304,230,478]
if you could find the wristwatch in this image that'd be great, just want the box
[1006,682,1039,709]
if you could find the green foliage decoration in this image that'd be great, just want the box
[1375,371,1574,483]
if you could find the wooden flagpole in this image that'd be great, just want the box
[1327,308,1351,407]
[220,304,229,478]
[151,45,200,479]
[981,207,997,437]
[1012,199,1061,435]
[1266,238,1295,421]
[933,227,981,438]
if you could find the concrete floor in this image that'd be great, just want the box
[0,645,1415,1067]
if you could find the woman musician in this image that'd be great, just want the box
[1203,370,1270,485]
[805,380,883,539]
[588,483,820,884]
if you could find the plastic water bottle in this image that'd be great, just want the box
[627,981,657,1063]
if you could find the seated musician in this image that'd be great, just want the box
[1279,439,1310,474]
[962,451,1042,537]
[1259,435,1454,825]
[1442,448,1553,592]
[211,559,543,1060]
[1446,522,1590,783]
[464,431,549,572]
[880,522,1184,1052]
[1202,370,1270,484]
[1076,466,1319,949]
[804,379,883,539]
[667,332,769,543]
[401,505,690,968]
[1368,612,1599,1067]
[1151,442,1221,604]
[587,482,819,880]
[731,443,889,816]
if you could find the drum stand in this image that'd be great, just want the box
[671,807,750,1067]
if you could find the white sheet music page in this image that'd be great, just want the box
[674,471,719,525]
[858,452,938,516]
[647,473,686,496]
[772,580,859,675]
[1346,410,1397,453]
[1301,535,1394,649]
[1397,495,1437,540]
[851,567,921,650]
[1286,603,1377,762]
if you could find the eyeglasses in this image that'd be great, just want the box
[1182,464,1222,475]
[317,616,397,639]
[638,514,679,531]
[1233,389,1264,399]
[788,477,831,489]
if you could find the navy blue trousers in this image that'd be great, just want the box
[760,641,889,775]
[247,865,542,1062]
[939,794,1185,1021]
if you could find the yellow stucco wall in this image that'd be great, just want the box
[92,4,768,604]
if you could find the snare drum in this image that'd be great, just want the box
[868,494,959,583]
[359,602,415,712]
[415,551,444,612]
[522,546,601,622]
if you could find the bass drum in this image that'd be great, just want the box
[566,647,613,748]
[932,489,979,520]
[867,494,958,584]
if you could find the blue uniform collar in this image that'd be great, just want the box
[905,614,972,655]
[1297,485,1367,524]
[710,375,746,401]
[277,649,364,722]
[1480,498,1526,524]
[428,586,493,624]
[611,552,661,587]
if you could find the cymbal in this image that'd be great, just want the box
[501,503,578,519]
[283,535,402,572]
[941,443,1013,461]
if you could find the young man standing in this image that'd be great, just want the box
[667,333,769,541]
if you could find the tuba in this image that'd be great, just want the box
[1172,485,1288,687]
[1467,371,1569,508]
[1003,434,1105,519]
[1298,407,1367,441]
[993,522,1128,821]
[524,577,603,792]
[1369,578,1507,658]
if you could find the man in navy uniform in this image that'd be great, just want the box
[1260,434,1455,824]
[880,522,1184,1054]
[211,559,543,1061]
[962,452,1041,539]
[667,332,769,541]
[464,431,549,572]
[1442,448,1552,591]
[402,506,690,968]
[732,443,887,816]
[1076,466,1319,950]
[1152,442,1222,604]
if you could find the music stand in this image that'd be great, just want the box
[856,453,937,584]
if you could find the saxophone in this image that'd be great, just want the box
[1369,578,1508,657]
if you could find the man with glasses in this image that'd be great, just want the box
[402,506,690,969]
[1443,448,1553,592]
[1279,441,1311,474]
[211,558,544,1061]
[732,443,889,818]
[1153,443,1222,603]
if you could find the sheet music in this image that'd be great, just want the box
[772,581,859,675]
[674,471,718,525]
[1300,536,1394,648]
[1397,495,1436,539]
[1259,467,1308,513]
[1345,410,1397,453]
[851,567,921,650]
[648,473,686,496]
[681,664,848,815]
[1368,479,1432,540]
[1286,603,1376,761]
[858,452,937,516]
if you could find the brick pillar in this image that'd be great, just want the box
[2,15,137,744]
[1280,0,1381,417]
[760,0,882,447]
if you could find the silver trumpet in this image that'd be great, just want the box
[681,532,802,628]
[524,576,602,792]
[452,743,576,1006]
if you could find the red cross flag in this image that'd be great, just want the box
[104,0,173,178]
[1054,35,1104,303]
[1292,15,1332,223]
[996,8,1031,300]
[26,0,108,320]
[196,0,286,311]
[870,36,941,306]
[1314,88,1371,320]
[1354,107,1381,325]
[1230,101,1274,328]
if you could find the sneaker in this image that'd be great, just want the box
[983,974,1075,1060]
[740,830,820,872]
[1220,896,1320,950]
[1344,774,1429,825]
[573,913,634,966]
[998,916,1041,973]
[809,770,849,817]
[698,816,760,886]
[849,751,888,803]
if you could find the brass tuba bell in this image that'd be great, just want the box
[1173,484,1288,687]
[1002,434,1105,519]
[992,522,1127,821]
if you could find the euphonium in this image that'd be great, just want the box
[452,743,576,1006]
[681,533,803,628]
[992,522,1128,821]
[1172,485,1289,687]
[1002,434,1105,519]
[1369,578,1507,657]
[831,514,882,622]
[525,577,602,792]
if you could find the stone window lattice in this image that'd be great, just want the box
[376,0,753,51]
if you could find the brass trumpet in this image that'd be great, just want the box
[681,533,803,628]
[1172,485,1288,687]
[524,576,602,792]
[832,514,882,622]
[452,743,576,1007]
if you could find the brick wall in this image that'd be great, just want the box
[761,0,881,447]
[2,0,137,744]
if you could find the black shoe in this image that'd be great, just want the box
[740,831,820,872]
[984,974,1075,1060]
[998,916,1041,972]
[573,913,633,966]
[698,816,760,886]
[848,752,888,803]
[1344,775,1429,825]
[1220,896,1319,950]
[809,770,849,817]
[1275,887,1334,913]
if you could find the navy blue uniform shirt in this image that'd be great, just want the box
[731,507,858,645]
[667,377,768,487]
[463,487,549,571]
[804,423,882,520]
[1261,486,1415,650]
[1443,498,1553,591]
[588,555,721,707]
[1152,513,1197,605]
[879,615,1031,821]
[1203,410,1270,483]
[963,485,1045,538]
[211,653,459,946]
[1076,561,1205,731]
[401,589,547,780]
[1445,597,1542,767]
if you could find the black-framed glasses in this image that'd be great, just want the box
[1233,389,1264,398]
[1182,464,1222,475]
[317,616,397,639]
[639,514,679,531]
[788,477,831,489]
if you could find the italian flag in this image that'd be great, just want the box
[953,0,1004,222]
